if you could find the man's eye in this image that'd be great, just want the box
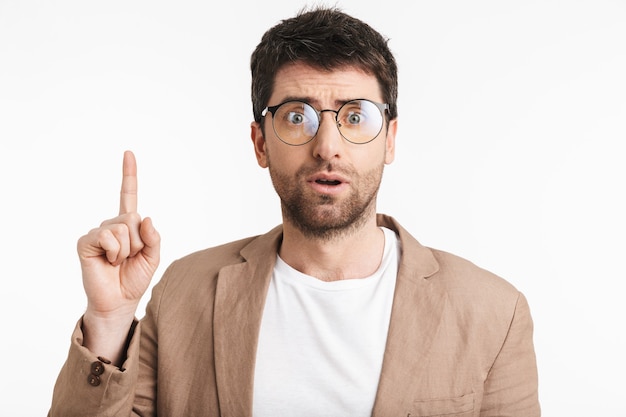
[347,112,362,125]
[287,112,305,124]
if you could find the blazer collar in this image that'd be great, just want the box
[213,215,442,416]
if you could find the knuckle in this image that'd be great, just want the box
[112,223,129,236]
[127,212,142,225]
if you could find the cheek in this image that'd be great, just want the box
[356,143,388,168]
[264,141,297,172]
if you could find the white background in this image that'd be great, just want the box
[1,0,625,415]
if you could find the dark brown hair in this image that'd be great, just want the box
[250,6,398,123]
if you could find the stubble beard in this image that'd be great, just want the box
[268,160,384,241]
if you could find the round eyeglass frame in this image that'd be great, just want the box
[261,99,389,146]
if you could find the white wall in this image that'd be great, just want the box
[1,0,624,415]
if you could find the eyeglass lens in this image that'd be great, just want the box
[271,100,385,145]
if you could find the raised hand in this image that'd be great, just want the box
[78,151,161,364]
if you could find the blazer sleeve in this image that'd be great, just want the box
[480,292,541,416]
[48,317,142,417]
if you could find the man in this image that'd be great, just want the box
[49,6,540,416]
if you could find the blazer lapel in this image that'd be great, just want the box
[372,215,445,416]
[213,226,282,417]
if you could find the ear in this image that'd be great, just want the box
[384,118,397,164]
[250,121,268,168]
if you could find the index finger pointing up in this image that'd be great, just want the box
[119,150,138,215]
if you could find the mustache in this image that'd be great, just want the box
[296,161,355,177]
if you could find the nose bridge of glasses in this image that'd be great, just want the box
[318,108,341,127]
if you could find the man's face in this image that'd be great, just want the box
[250,62,397,239]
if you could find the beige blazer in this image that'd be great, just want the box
[50,214,540,416]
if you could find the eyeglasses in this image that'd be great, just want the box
[261,99,389,146]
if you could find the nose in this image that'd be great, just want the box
[312,111,343,161]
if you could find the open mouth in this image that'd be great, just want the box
[315,179,341,186]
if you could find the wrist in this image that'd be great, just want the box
[82,309,137,367]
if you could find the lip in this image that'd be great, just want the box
[306,172,350,195]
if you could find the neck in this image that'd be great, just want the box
[279,214,384,282]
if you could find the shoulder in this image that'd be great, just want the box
[421,247,526,334]
[161,235,258,289]
[381,214,518,291]
[145,237,253,307]
[169,235,258,274]
[380,214,523,315]
[153,224,283,295]
[428,248,518,297]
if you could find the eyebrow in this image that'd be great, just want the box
[273,96,354,109]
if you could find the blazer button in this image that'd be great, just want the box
[87,374,101,387]
[91,361,105,376]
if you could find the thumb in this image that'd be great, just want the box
[139,217,161,267]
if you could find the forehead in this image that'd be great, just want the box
[269,62,383,106]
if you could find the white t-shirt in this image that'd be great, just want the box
[253,227,400,417]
